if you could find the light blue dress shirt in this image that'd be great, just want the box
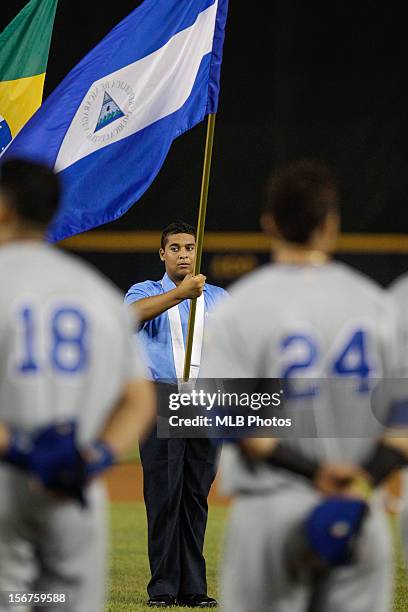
[124,273,227,382]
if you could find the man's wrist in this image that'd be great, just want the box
[171,286,185,302]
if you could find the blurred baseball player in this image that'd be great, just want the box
[388,274,408,563]
[200,160,404,612]
[0,159,155,612]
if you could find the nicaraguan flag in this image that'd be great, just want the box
[1,0,228,242]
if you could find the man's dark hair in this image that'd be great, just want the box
[0,158,60,227]
[161,220,196,249]
[264,160,339,244]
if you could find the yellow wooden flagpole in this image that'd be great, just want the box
[183,113,217,381]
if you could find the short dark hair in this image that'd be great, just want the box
[0,158,60,227]
[161,220,196,249]
[264,160,339,244]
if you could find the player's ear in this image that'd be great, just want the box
[260,211,279,238]
[315,209,340,253]
[327,208,340,235]
[321,208,340,236]
[159,247,165,261]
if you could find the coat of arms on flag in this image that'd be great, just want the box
[95,91,125,132]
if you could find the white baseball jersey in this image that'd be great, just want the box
[389,272,408,375]
[0,241,146,443]
[200,261,399,495]
[0,241,148,611]
[388,272,408,564]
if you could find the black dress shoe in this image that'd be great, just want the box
[147,594,176,607]
[177,594,218,608]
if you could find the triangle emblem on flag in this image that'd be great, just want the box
[94,91,125,133]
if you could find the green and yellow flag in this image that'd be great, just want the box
[0,0,58,152]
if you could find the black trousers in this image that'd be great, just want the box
[139,383,218,598]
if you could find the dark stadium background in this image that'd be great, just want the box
[3,1,408,290]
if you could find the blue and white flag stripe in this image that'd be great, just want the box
[2,0,228,242]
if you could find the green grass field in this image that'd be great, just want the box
[108,502,407,611]
[393,517,408,612]
[107,502,226,611]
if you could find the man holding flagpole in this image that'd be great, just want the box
[125,221,227,608]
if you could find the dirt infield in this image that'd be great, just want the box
[104,463,231,505]
[104,463,403,513]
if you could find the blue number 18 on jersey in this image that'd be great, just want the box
[16,305,89,375]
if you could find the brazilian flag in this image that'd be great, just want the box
[0,0,58,153]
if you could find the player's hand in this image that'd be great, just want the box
[314,463,363,496]
[2,422,87,505]
[337,470,374,501]
[175,274,206,300]
[30,423,87,505]
[30,439,116,503]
